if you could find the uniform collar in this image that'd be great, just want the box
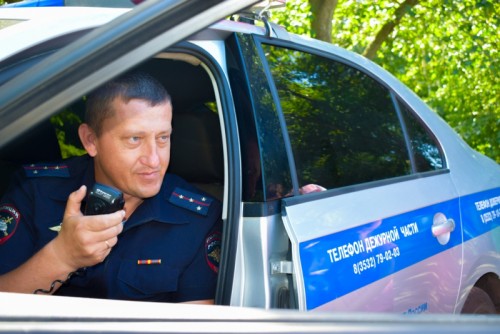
[45,156,193,230]
[122,174,191,232]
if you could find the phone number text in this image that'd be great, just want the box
[352,246,400,275]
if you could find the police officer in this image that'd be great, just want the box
[0,72,221,303]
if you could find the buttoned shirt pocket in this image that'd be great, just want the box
[117,259,179,300]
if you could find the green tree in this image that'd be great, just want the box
[273,0,499,163]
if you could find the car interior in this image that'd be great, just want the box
[0,54,225,203]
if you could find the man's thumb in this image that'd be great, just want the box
[65,185,87,215]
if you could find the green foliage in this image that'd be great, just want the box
[50,102,87,159]
[273,0,499,162]
[271,0,312,36]
[380,0,499,162]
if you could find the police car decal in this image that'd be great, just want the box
[460,187,500,241]
[298,187,500,310]
[0,205,21,244]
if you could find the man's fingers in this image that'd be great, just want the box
[93,216,124,242]
[84,210,126,232]
[104,236,119,249]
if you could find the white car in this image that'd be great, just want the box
[0,0,499,331]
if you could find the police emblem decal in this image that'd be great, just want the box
[205,231,221,273]
[0,205,21,244]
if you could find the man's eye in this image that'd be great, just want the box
[158,135,170,143]
[129,136,140,143]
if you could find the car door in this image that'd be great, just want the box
[0,0,259,310]
[254,37,463,313]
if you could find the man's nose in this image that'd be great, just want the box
[141,140,160,167]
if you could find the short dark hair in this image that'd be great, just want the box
[85,71,171,136]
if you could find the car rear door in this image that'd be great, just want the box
[247,34,463,313]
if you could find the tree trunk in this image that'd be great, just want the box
[363,0,420,60]
[309,0,338,42]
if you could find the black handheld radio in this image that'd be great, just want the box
[84,183,125,215]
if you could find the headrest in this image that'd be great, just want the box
[168,105,224,184]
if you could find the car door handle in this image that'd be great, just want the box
[432,215,455,237]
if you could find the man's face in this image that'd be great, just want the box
[90,97,172,200]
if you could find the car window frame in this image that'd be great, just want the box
[164,41,246,306]
[252,35,449,202]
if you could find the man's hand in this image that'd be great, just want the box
[52,185,125,270]
[0,185,125,294]
[299,184,326,194]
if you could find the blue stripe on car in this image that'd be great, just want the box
[299,187,500,310]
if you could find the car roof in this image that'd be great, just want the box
[0,7,128,61]
[0,6,270,63]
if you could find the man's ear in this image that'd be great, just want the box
[78,123,98,157]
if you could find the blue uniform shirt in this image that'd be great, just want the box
[0,155,222,302]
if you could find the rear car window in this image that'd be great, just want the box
[263,44,411,190]
[398,100,444,172]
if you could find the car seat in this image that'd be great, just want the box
[168,104,224,201]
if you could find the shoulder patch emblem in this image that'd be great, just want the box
[205,231,221,273]
[23,163,70,178]
[168,187,213,216]
[0,205,21,245]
